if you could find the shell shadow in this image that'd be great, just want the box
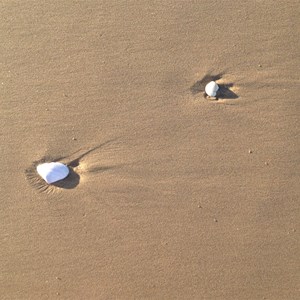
[26,139,119,193]
[217,83,239,99]
[25,157,80,193]
[190,72,238,99]
[190,73,224,95]
[51,167,80,189]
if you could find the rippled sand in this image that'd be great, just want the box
[1,1,299,299]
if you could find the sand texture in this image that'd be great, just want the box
[1,1,299,299]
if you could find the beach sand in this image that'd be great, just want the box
[1,1,299,299]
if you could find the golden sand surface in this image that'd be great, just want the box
[1,1,299,299]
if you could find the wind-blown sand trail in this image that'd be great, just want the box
[1,1,299,299]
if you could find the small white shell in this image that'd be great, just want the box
[205,81,219,97]
[37,162,69,184]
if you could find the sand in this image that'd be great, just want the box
[1,1,299,299]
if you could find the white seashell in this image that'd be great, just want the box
[205,81,219,97]
[36,162,69,184]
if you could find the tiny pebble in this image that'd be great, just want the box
[72,137,77,141]
[248,149,253,154]
[265,162,269,165]
[214,218,218,222]
[198,205,202,208]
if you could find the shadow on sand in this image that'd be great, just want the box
[190,72,238,99]
[52,167,80,190]
[26,139,119,193]
[52,141,118,190]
